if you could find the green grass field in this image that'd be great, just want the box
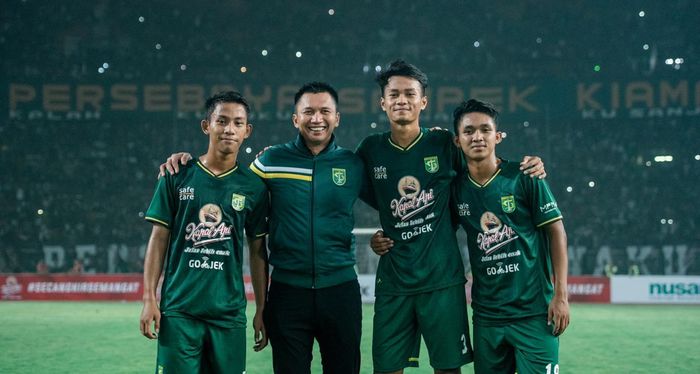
[1,302,698,373]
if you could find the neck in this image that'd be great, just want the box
[200,149,238,175]
[389,122,421,148]
[467,155,500,184]
[303,136,332,156]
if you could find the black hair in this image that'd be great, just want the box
[204,91,250,121]
[375,59,428,95]
[293,81,339,108]
[452,99,500,134]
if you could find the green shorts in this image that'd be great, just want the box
[473,316,559,374]
[372,284,473,372]
[156,316,245,374]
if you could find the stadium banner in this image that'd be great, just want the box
[0,274,255,301]
[611,275,700,304]
[567,276,610,303]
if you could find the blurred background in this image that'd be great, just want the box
[1,0,698,276]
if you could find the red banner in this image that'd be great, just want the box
[1,274,255,301]
[567,276,610,303]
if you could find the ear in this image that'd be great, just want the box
[334,112,340,127]
[201,119,210,134]
[243,123,253,139]
[420,96,428,110]
[495,131,503,144]
[380,97,386,112]
[453,135,461,147]
[292,113,300,129]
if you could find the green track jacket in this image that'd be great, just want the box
[250,134,367,288]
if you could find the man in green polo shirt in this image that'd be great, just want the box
[451,99,569,374]
[140,91,268,374]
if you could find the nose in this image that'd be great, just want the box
[397,94,408,104]
[311,112,324,123]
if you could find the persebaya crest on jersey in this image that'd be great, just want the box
[332,168,346,186]
[231,193,246,211]
[501,195,516,213]
[424,156,439,173]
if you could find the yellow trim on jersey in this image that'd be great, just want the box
[408,357,419,362]
[145,217,169,227]
[250,163,313,181]
[468,168,502,188]
[388,131,423,151]
[197,161,238,178]
[536,215,563,227]
[255,232,267,238]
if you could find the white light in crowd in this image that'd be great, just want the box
[695,154,700,160]
[665,58,673,65]
[138,211,145,218]
[660,218,666,224]
[102,62,109,69]
[639,10,645,17]
[245,147,252,154]
[536,37,542,44]
[362,64,370,73]
[643,44,649,50]
[180,64,187,71]
[328,9,335,15]
[566,186,573,192]
[98,67,105,73]
[653,155,673,162]
[645,161,651,166]
[523,121,529,127]
[155,43,162,50]
[668,219,674,224]
[295,51,302,58]
[375,65,381,72]
[370,122,377,129]
[588,181,595,188]
[37,209,44,215]
[500,132,507,139]
[240,66,247,73]
[674,58,683,64]
[261,49,268,56]
[138,16,145,23]
[674,65,681,70]
[473,41,480,47]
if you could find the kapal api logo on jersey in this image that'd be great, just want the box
[390,176,435,221]
[477,211,519,255]
[332,168,346,186]
[231,193,245,211]
[424,156,439,173]
[185,203,233,247]
[501,195,515,213]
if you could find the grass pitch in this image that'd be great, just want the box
[0,302,698,373]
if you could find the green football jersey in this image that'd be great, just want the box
[452,160,562,325]
[356,128,466,295]
[145,160,268,328]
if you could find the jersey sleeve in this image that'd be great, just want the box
[523,174,563,227]
[245,183,269,238]
[145,174,175,228]
[355,138,378,209]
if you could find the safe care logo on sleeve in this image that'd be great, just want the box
[179,186,194,200]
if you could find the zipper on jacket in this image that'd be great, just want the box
[310,157,316,289]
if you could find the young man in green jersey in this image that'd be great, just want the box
[159,82,366,374]
[451,99,569,374]
[140,91,269,374]
[363,61,546,374]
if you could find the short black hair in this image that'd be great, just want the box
[293,81,339,109]
[452,99,500,133]
[375,59,429,95]
[204,91,250,121]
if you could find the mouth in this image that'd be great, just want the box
[308,125,328,133]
